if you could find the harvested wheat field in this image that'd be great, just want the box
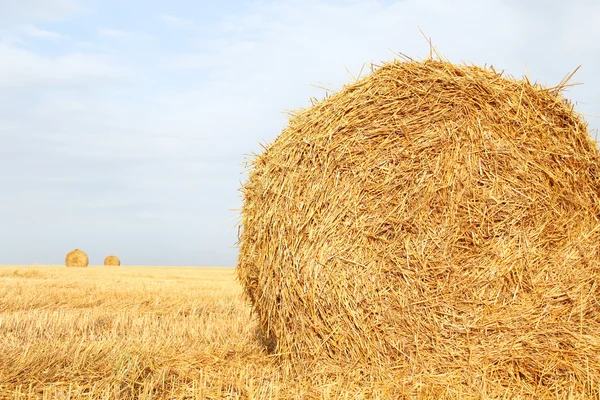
[0,265,413,399]
[238,57,600,398]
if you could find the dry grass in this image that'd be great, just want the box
[1,265,598,398]
[0,265,420,400]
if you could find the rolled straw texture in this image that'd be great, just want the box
[103,255,120,266]
[237,58,600,396]
[65,249,89,268]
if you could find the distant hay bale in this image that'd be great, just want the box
[237,57,600,395]
[104,255,120,266]
[65,249,88,268]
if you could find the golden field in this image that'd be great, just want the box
[0,265,403,400]
[4,265,594,399]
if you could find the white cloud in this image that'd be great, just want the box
[165,42,256,69]
[160,14,197,30]
[165,54,210,69]
[0,43,128,87]
[97,28,132,38]
[0,30,26,46]
[0,0,78,25]
[20,23,64,39]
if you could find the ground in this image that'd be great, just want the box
[0,265,400,400]
[4,265,587,399]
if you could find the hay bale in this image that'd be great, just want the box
[103,255,120,266]
[237,58,600,394]
[65,249,88,268]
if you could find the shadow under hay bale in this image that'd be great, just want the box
[104,255,120,266]
[65,249,89,268]
[237,57,600,396]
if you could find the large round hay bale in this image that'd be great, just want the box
[103,255,120,266]
[237,58,600,394]
[65,249,89,268]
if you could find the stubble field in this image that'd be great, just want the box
[0,265,399,400]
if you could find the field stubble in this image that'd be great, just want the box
[0,266,404,399]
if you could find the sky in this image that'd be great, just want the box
[1,0,599,266]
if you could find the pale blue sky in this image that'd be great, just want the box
[1,0,599,266]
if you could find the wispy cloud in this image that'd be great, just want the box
[160,14,197,30]
[97,28,132,39]
[0,0,79,24]
[0,43,128,87]
[164,54,213,69]
[20,23,64,39]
